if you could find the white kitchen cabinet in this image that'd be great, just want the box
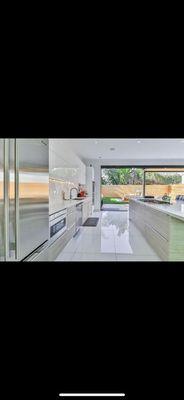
[89,202,92,216]
[128,199,184,261]
[86,166,94,197]
[79,163,86,185]
[33,230,68,261]
[82,199,92,224]
[49,148,68,180]
[67,206,76,229]
[67,206,76,241]
[50,150,78,185]
[67,165,79,185]
[49,139,86,186]
[82,202,88,224]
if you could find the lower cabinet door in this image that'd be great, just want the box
[67,211,76,229]
[145,223,168,261]
[67,224,76,241]
[82,203,88,224]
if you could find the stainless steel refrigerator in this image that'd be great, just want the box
[0,138,49,261]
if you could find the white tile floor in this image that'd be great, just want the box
[55,210,161,261]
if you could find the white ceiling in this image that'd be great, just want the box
[55,138,184,162]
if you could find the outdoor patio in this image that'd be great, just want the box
[101,203,129,211]
[101,197,129,211]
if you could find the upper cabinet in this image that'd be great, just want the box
[49,147,68,179]
[49,139,86,185]
[80,162,86,185]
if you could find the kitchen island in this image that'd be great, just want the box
[129,198,184,261]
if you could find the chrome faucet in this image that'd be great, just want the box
[70,187,78,199]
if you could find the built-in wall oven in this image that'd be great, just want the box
[49,208,67,245]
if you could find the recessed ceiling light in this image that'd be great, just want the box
[110,147,115,151]
[137,140,141,143]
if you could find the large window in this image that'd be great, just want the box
[144,169,184,200]
[101,167,184,210]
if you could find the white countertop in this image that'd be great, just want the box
[49,196,92,215]
[130,198,184,222]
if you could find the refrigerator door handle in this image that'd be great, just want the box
[4,139,9,261]
[15,139,19,260]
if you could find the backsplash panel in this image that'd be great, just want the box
[49,178,77,214]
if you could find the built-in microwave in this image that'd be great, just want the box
[49,208,67,245]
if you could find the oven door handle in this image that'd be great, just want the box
[50,214,67,225]
[50,212,67,223]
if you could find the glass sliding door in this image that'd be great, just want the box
[144,169,184,200]
[101,167,144,210]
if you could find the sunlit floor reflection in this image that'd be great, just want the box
[55,210,161,261]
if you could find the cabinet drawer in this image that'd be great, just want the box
[67,224,76,241]
[67,212,76,229]
[145,207,169,240]
[67,205,76,214]
[145,223,168,261]
[48,231,68,260]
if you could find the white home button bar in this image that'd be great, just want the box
[59,394,126,397]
